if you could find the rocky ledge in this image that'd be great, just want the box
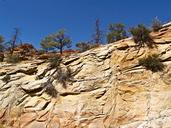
[1,23,171,128]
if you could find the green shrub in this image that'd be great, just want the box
[139,54,164,72]
[89,43,100,49]
[6,54,21,63]
[76,41,100,52]
[152,17,162,32]
[129,24,153,48]
[76,42,91,52]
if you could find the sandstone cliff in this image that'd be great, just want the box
[1,23,171,128]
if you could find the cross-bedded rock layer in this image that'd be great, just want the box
[1,23,171,128]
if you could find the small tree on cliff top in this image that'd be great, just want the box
[129,24,153,48]
[8,28,21,55]
[40,29,72,54]
[107,23,127,43]
[93,19,103,44]
[40,36,55,52]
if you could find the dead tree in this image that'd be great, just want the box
[94,19,103,45]
[9,28,20,55]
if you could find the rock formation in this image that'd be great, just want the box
[1,23,171,128]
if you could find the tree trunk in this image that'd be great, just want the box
[10,28,20,55]
[60,47,62,54]
[60,44,63,55]
[10,41,15,55]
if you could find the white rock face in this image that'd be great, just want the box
[1,24,171,128]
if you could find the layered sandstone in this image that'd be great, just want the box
[1,23,171,128]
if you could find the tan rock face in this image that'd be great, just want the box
[1,23,171,128]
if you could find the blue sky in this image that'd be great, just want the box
[0,0,170,49]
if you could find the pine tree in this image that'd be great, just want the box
[40,29,71,54]
[107,23,127,43]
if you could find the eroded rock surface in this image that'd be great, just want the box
[1,23,171,128]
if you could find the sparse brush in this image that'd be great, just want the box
[58,67,72,82]
[139,54,164,72]
[152,17,162,32]
[48,55,62,68]
[44,82,58,97]
[89,43,100,49]
[2,74,10,83]
[54,67,72,88]
[6,54,21,63]
[76,42,91,52]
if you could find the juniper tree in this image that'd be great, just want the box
[40,36,55,52]
[129,24,153,48]
[107,23,127,43]
[40,29,71,54]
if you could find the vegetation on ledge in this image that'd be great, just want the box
[139,54,165,72]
